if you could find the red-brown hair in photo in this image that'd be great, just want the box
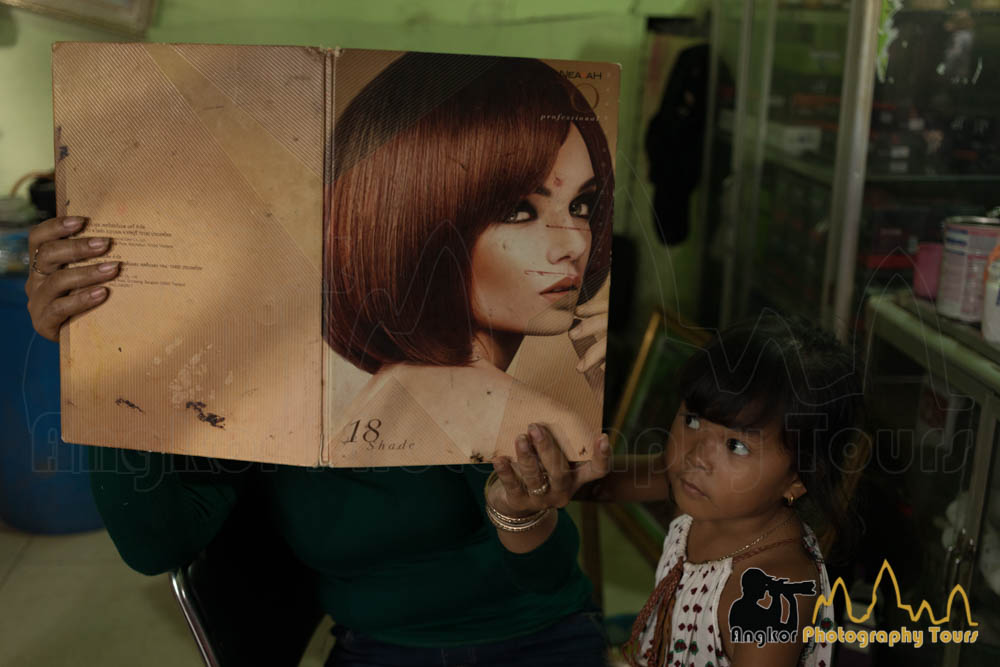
[325,52,614,374]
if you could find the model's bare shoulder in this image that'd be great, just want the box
[383,363,513,446]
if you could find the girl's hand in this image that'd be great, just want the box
[25,216,119,342]
[569,299,608,374]
[489,423,611,517]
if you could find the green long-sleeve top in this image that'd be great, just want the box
[86,446,592,647]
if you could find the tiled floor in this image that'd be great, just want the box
[0,505,654,666]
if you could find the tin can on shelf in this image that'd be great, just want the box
[936,216,1000,323]
[983,245,1000,345]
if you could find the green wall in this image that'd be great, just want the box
[0,0,705,333]
[626,34,707,329]
[1,0,699,211]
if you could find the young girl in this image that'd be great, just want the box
[611,313,865,667]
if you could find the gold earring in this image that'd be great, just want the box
[786,495,795,507]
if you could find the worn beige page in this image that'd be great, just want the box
[54,43,324,465]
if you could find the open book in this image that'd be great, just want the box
[53,43,619,467]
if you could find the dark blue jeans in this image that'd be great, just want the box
[325,606,609,666]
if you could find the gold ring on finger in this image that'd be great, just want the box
[527,477,550,496]
[30,247,51,276]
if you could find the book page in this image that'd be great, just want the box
[322,50,620,467]
[54,43,325,466]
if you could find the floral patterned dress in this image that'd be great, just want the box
[624,514,835,667]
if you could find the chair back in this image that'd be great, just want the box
[170,476,324,667]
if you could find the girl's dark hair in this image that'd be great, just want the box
[325,52,615,373]
[678,312,867,560]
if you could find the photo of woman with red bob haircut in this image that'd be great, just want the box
[323,51,617,467]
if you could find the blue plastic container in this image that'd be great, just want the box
[0,275,103,533]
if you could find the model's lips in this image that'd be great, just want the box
[540,275,581,302]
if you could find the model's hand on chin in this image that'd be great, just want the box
[489,423,611,517]
[569,298,608,374]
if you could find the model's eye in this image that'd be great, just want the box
[727,439,750,456]
[503,200,536,223]
[569,192,596,219]
[683,414,700,430]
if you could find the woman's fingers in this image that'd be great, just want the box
[568,312,608,341]
[37,260,120,298]
[25,216,117,342]
[576,336,606,373]
[29,261,119,342]
[27,216,102,276]
[490,429,611,518]
[573,434,612,487]
[527,423,571,497]
[31,235,110,277]
[515,432,549,497]
[574,298,608,318]
[32,281,113,340]
[492,456,528,507]
[27,216,85,256]
[569,313,608,374]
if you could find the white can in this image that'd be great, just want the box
[937,216,1000,322]
[984,250,1000,344]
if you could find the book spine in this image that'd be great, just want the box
[319,47,336,466]
[323,48,335,224]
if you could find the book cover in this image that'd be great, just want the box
[52,43,619,467]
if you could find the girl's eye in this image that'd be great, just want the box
[503,200,536,223]
[569,192,596,219]
[727,439,751,456]
[683,414,700,430]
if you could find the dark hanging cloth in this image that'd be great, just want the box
[645,43,710,246]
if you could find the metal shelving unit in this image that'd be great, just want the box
[866,292,1000,666]
[694,3,1000,663]
[701,0,1000,339]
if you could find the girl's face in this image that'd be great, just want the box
[664,402,805,521]
[469,124,596,335]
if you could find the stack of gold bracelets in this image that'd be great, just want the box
[483,471,552,532]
